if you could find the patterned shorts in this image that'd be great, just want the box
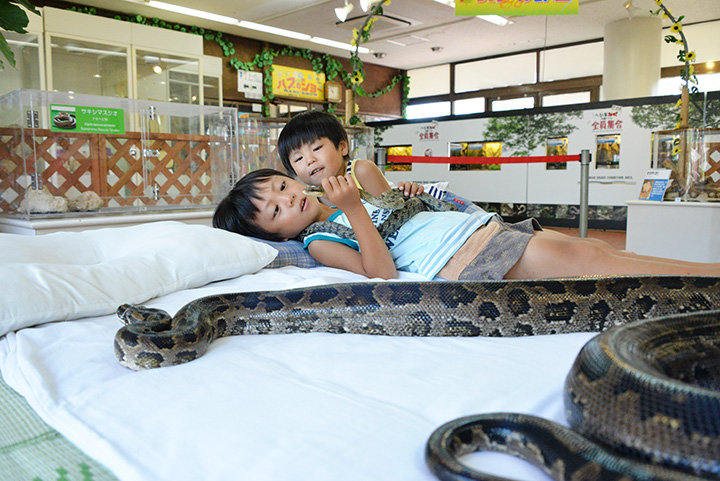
[436,216,542,281]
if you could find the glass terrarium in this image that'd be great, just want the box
[651,128,720,201]
[0,89,238,220]
[235,116,375,178]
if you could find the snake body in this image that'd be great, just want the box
[426,309,720,481]
[114,276,720,479]
[298,185,458,242]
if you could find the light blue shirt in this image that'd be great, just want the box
[303,201,495,278]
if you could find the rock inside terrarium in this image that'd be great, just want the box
[67,191,103,211]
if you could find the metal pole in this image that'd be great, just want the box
[579,149,590,238]
[375,147,387,170]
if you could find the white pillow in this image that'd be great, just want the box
[0,221,277,336]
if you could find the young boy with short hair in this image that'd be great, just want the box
[277,110,463,208]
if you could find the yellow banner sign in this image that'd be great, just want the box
[456,0,578,16]
[272,65,326,101]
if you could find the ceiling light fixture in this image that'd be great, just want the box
[622,0,642,18]
[142,1,364,52]
[335,1,354,22]
[238,21,312,40]
[310,36,370,54]
[146,1,240,25]
[360,0,383,12]
[476,15,512,26]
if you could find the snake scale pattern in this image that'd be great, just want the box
[114,275,720,480]
[298,185,457,242]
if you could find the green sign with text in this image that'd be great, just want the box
[50,105,125,134]
[456,0,578,16]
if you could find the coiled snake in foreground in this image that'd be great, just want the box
[114,276,720,480]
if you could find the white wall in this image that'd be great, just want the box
[381,103,656,208]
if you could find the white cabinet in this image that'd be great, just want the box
[41,7,219,106]
[625,200,720,262]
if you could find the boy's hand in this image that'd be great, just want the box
[322,175,362,212]
[397,181,424,198]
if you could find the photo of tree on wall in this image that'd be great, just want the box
[631,99,720,130]
[484,111,582,156]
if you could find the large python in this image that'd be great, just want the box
[297,185,458,242]
[115,276,720,480]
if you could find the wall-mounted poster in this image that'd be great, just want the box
[546,137,568,170]
[237,70,263,100]
[385,145,412,172]
[271,65,325,102]
[449,141,502,171]
[596,134,621,169]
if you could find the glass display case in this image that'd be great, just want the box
[237,116,375,178]
[0,31,44,97]
[47,36,130,98]
[0,89,238,220]
[652,128,720,201]
[135,49,201,104]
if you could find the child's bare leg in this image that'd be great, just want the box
[542,229,708,269]
[542,229,626,252]
[505,232,720,279]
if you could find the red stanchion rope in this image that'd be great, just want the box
[387,154,581,165]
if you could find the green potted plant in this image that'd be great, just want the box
[0,0,40,69]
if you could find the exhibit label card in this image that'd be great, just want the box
[639,169,672,201]
[50,105,125,134]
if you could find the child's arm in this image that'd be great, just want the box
[350,158,392,197]
[307,174,397,279]
[351,158,424,198]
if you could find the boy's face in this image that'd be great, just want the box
[253,175,325,241]
[288,137,348,186]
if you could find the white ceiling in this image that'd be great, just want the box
[68,0,720,71]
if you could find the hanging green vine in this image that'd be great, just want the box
[227,42,408,119]
[651,0,700,128]
[66,6,409,119]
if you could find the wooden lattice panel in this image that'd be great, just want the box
[0,128,225,215]
[702,142,720,183]
[141,134,214,207]
[0,129,26,211]
[684,129,720,200]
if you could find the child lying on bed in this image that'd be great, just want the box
[213,168,720,281]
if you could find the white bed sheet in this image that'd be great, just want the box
[0,266,596,481]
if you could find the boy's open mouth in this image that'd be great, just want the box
[311,167,323,176]
[301,198,306,211]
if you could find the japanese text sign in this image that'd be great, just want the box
[272,65,326,101]
[50,105,125,134]
[456,0,578,16]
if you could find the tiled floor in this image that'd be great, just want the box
[548,227,627,251]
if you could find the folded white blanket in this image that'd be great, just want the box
[0,266,595,481]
